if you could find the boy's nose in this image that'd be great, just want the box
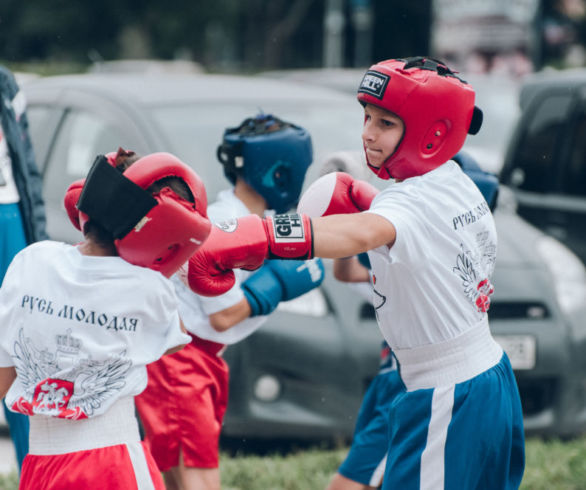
[362,122,375,141]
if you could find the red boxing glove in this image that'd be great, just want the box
[183,213,313,296]
[297,172,379,217]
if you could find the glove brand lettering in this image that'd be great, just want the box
[20,295,139,332]
[215,219,237,233]
[452,200,490,230]
[296,259,323,283]
[358,70,390,99]
[273,214,305,241]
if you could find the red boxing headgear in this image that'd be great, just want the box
[64,151,211,277]
[357,57,483,180]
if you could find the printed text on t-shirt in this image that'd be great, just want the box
[20,295,139,332]
[452,201,490,230]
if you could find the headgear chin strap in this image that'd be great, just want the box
[357,57,483,180]
[66,152,211,277]
[216,113,313,213]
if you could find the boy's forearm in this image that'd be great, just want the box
[0,367,16,399]
[312,213,396,258]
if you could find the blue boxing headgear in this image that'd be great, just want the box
[216,113,313,213]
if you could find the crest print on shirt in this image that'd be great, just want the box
[452,232,496,313]
[10,328,132,419]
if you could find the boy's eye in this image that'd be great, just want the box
[382,119,394,127]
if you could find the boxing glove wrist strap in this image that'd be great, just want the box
[264,213,314,260]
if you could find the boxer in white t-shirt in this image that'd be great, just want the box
[0,149,211,489]
[135,113,324,490]
[182,58,525,490]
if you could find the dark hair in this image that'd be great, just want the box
[84,148,194,248]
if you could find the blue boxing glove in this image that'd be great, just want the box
[241,258,325,317]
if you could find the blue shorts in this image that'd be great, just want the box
[339,366,403,486]
[383,354,525,490]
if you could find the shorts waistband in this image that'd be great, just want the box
[28,397,140,455]
[189,333,226,356]
[393,318,503,391]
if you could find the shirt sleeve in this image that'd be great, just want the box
[367,186,427,264]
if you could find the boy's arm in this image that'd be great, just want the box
[184,173,394,296]
[0,367,16,399]
[313,212,395,258]
[208,298,252,332]
[333,256,371,283]
[209,257,326,330]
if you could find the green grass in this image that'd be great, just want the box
[1,436,586,489]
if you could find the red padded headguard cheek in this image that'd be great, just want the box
[63,179,86,231]
[115,192,212,278]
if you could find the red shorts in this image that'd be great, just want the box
[136,335,229,471]
[19,442,164,490]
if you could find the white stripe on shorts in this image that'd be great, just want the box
[369,453,388,487]
[420,385,455,490]
[126,442,156,490]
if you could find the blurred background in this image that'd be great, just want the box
[0,0,584,76]
[2,0,586,484]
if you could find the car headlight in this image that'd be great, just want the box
[253,375,281,402]
[536,235,586,314]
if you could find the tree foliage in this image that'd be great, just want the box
[0,0,431,71]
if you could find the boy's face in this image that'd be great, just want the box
[362,104,405,170]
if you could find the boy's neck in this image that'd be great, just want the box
[77,240,118,257]
[233,179,268,217]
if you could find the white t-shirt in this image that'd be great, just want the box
[171,189,267,344]
[366,160,497,350]
[0,241,190,419]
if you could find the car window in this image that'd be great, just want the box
[57,110,121,176]
[43,108,141,205]
[560,108,586,197]
[25,105,63,173]
[509,93,573,193]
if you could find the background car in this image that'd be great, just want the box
[500,68,586,264]
[19,71,586,439]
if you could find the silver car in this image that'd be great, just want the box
[21,71,586,439]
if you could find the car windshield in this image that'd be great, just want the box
[149,101,365,199]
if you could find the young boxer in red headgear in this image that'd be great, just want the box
[183,58,524,490]
[0,148,211,490]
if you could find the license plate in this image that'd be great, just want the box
[493,335,536,370]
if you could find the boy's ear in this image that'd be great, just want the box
[468,106,483,135]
